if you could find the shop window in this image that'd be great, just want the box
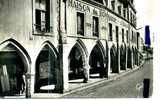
[35,0,51,33]
[77,12,84,36]
[92,16,99,37]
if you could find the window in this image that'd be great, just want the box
[127,9,129,20]
[132,31,134,41]
[126,30,128,43]
[35,0,51,33]
[130,12,132,23]
[111,0,115,11]
[118,6,121,15]
[92,16,99,37]
[122,29,124,42]
[94,0,103,4]
[109,23,113,41]
[116,26,119,42]
[123,8,126,18]
[77,12,84,36]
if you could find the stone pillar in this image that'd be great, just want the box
[125,48,128,70]
[107,48,111,78]
[25,73,31,98]
[83,57,90,83]
[62,45,69,91]
[131,52,134,68]
[117,47,120,73]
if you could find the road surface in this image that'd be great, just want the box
[63,59,153,98]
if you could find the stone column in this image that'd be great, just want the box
[25,73,31,98]
[117,47,120,73]
[83,57,90,83]
[107,48,111,78]
[131,52,134,68]
[125,48,128,70]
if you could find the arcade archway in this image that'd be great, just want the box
[89,43,105,78]
[120,46,126,70]
[34,44,58,93]
[110,45,118,73]
[127,48,132,68]
[0,40,30,96]
[68,42,87,81]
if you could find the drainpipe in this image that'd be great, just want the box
[56,0,64,93]
[105,40,109,78]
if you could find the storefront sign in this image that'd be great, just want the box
[68,0,90,13]
[100,11,117,23]
[120,21,128,28]
[68,0,117,23]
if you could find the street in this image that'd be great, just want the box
[63,59,153,98]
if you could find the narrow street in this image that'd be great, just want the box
[63,60,153,98]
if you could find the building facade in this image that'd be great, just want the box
[0,0,140,98]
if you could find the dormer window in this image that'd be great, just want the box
[118,6,121,15]
[111,0,115,11]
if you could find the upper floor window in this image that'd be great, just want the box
[111,0,115,11]
[109,23,113,41]
[122,29,124,42]
[116,26,119,42]
[130,11,132,23]
[35,0,51,33]
[77,12,84,36]
[118,6,121,15]
[123,8,126,18]
[126,30,128,43]
[127,9,129,20]
[132,31,134,41]
[94,0,104,4]
[92,16,99,37]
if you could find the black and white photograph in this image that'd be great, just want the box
[0,0,157,99]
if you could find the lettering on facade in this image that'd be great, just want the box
[100,11,116,23]
[101,26,107,30]
[68,0,90,13]
[68,0,117,23]
[86,23,91,27]
[120,21,128,28]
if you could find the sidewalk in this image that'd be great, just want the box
[4,61,145,99]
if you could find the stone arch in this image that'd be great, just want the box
[132,47,135,66]
[34,41,58,93]
[127,47,132,68]
[134,48,138,65]
[110,44,118,73]
[120,45,126,70]
[0,38,31,96]
[89,41,106,78]
[68,39,88,81]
